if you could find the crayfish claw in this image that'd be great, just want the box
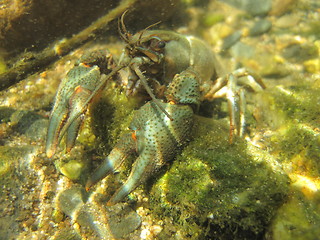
[107,153,157,206]
[46,106,68,158]
[85,134,135,191]
[46,64,101,158]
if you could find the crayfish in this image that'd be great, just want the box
[46,13,265,205]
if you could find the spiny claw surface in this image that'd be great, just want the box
[46,64,101,158]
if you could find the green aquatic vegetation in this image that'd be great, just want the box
[150,117,289,239]
[272,84,320,125]
[265,84,320,175]
[249,81,320,239]
[88,81,141,153]
[272,123,320,174]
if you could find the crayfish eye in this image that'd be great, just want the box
[157,41,166,49]
[148,38,166,52]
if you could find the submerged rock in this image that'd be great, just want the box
[53,228,82,240]
[149,117,290,239]
[59,160,86,181]
[58,187,88,217]
[222,30,242,50]
[249,19,272,36]
[266,193,320,240]
[107,204,142,239]
[230,41,255,59]
[221,0,272,16]
[0,145,36,177]
[282,43,319,63]
[57,186,141,239]
[76,203,112,239]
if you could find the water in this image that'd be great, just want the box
[0,0,319,239]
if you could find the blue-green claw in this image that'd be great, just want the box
[46,64,101,158]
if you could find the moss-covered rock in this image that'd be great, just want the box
[260,84,320,175]
[252,78,320,240]
[149,116,289,239]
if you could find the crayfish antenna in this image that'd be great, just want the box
[132,65,173,121]
[118,10,131,43]
[137,21,162,45]
[119,10,161,46]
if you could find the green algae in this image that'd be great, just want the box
[249,79,320,239]
[273,122,320,174]
[86,81,141,153]
[261,84,320,176]
[150,116,289,239]
[272,85,320,125]
[0,107,15,123]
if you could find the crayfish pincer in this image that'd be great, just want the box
[45,50,115,158]
[46,13,265,205]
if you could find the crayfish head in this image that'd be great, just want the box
[119,11,165,64]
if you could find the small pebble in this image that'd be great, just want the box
[274,14,300,28]
[230,42,255,59]
[107,204,142,238]
[60,160,84,180]
[25,119,48,141]
[58,187,87,217]
[250,19,272,36]
[222,30,242,50]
